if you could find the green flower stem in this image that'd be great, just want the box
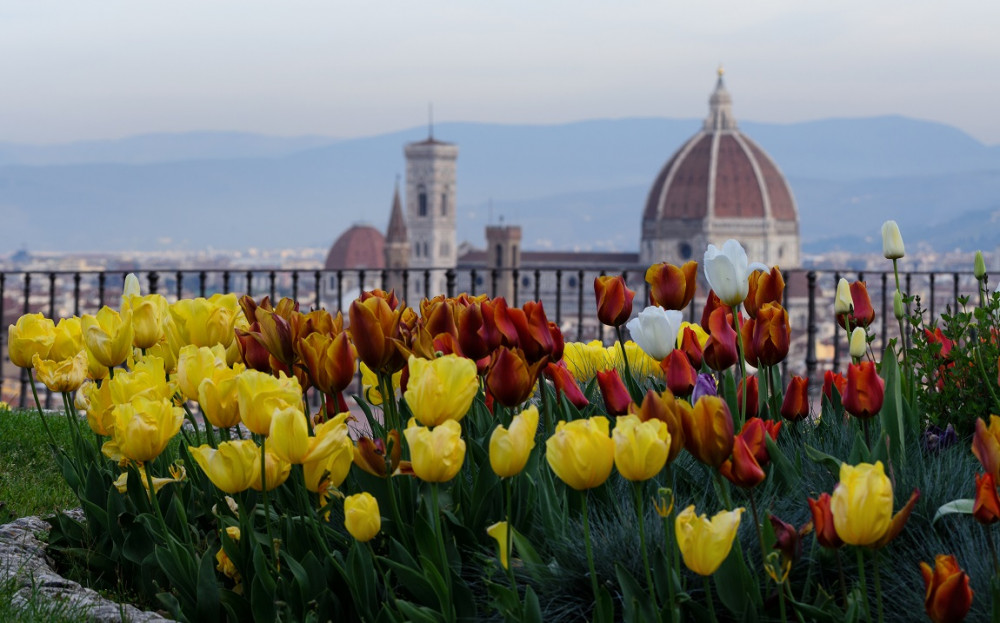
[259,438,277,566]
[580,491,601,609]
[892,260,909,367]
[538,379,553,437]
[855,547,873,623]
[704,575,719,623]
[974,346,1000,414]
[872,549,885,623]
[385,471,409,548]
[835,548,848,608]
[430,483,456,623]
[26,369,57,447]
[713,471,734,511]
[985,526,1000,577]
[504,478,517,590]
[144,464,183,563]
[615,325,640,401]
[632,481,658,618]
[661,512,679,623]
[378,371,397,436]
[748,490,768,575]
[182,403,206,448]
[731,307,749,427]
[777,578,788,623]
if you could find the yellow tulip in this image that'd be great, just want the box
[86,345,110,381]
[197,365,244,429]
[613,414,670,481]
[146,314,185,373]
[344,492,381,542]
[82,306,134,368]
[607,341,663,380]
[269,409,351,465]
[487,521,510,569]
[108,355,175,405]
[303,428,354,492]
[113,464,186,495]
[31,351,88,393]
[404,354,479,427]
[102,396,184,463]
[127,294,168,350]
[50,317,83,361]
[675,505,745,576]
[830,461,893,546]
[563,340,611,382]
[176,344,229,401]
[403,417,466,482]
[545,416,615,491]
[489,405,539,478]
[188,441,260,494]
[170,295,238,349]
[236,369,302,435]
[8,313,55,368]
[82,380,114,436]
[249,447,291,491]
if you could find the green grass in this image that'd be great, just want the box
[0,576,94,623]
[0,408,79,522]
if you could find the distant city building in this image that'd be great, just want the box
[641,68,801,269]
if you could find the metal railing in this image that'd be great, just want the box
[1,266,989,408]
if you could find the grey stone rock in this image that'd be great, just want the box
[0,513,177,622]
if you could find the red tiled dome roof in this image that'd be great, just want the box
[324,224,385,270]
[643,76,797,224]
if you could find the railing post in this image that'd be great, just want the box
[20,272,31,409]
[336,271,343,313]
[292,271,299,302]
[555,270,563,326]
[491,269,498,299]
[314,271,321,310]
[534,269,541,303]
[148,271,159,295]
[245,271,253,297]
[199,271,207,298]
[806,271,817,383]
[953,273,960,314]
[832,271,841,368]
[423,270,431,300]
[929,273,936,320]
[0,273,5,400]
[176,271,184,301]
[905,273,912,351]
[269,271,277,302]
[46,272,57,409]
[98,271,106,308]
[73,273,81,317]
[402,269,409,304]
[577,270,585,342]
[880,272,888,354]
[222,271,231,294]
[781,269,789,384]
[512,269,520,305]
[446,269,456,298]
[469,269,478,296]
[381,269,388,293]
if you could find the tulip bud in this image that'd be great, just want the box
[893,289,905,320]
[974,250,987,280]
[594,275,635,327]
[842,361,885,419]
[849,327,867,360]
[919,555,973,623]
[344,492,381,542]
[881,220,905,259]
[973,473,1000,524]
[830,461,893,546]
[834,279,853,315]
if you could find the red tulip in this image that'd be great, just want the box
[842,361,885,419]
[545,361,590,409]
[596,369,631,416]
[486,347,545,408]
[807,493,843,549]
[973,473,1000,525]
[836,281,875,329]
[737,376,760,420]
[678,325,704,369]
[703,306,738,372]
[700,290,724,333]
[661,350,697,396]
[920,555,973,623]
[744,267,785,319]
[780,376,810,422]
[752,303,790,367]
[822,370,847,403]
[973,416,1000,481]
[719,434,765,488]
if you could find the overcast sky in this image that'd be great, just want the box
[2,1,998,145]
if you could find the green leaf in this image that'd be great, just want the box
[593,586,615,623]
[510,527,544,568]
[250,574,277,623]
[522,586,543,623]
[764,436,799,491]
[804,444,842,477]
[878,346,907,469]
[933,499,975,524]
[395,600,442,623]
[615,563,657,623]
[196,546,221,622]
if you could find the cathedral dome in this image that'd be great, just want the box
[325,224,385,270]
[640,70,800,268]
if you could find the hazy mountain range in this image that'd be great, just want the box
[1,116,999,257]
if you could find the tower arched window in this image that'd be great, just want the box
[418,185,428,217]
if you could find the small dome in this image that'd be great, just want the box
[324,224,385,270]
[643,74,797,224]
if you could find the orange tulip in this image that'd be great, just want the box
[699,290,724,333]
[737,417,780,467]
[974,473,1000,524]
[973,415,1000,481]
[920,555,973,623]
[719,435,765,488]
[630,388,687,463]
[510,301,556,364]
[486,347,545,408]
[744,267,785,319]
[836,281,876,330]
[298,332,356,397]
[596,369,630,416]
[545,361,589,409]
[594,275,635,327]
[681,395,734,469]
[645,261,698,311]
[703,307,738,372]
[842,361,885,419]
[661,350,697,396]
[807,493,843,549]
[780,376,810,422]
[349,295,407,374]
[740,316,759,368]
[752,303,790,367]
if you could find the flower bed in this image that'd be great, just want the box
[6,224,999,622]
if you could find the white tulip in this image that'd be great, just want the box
[849,327,867,359]
[121,273,141,310]
[626,306,684,360]
[881,221,905,260]
[703,239,767,307]
[834,278,853,315]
